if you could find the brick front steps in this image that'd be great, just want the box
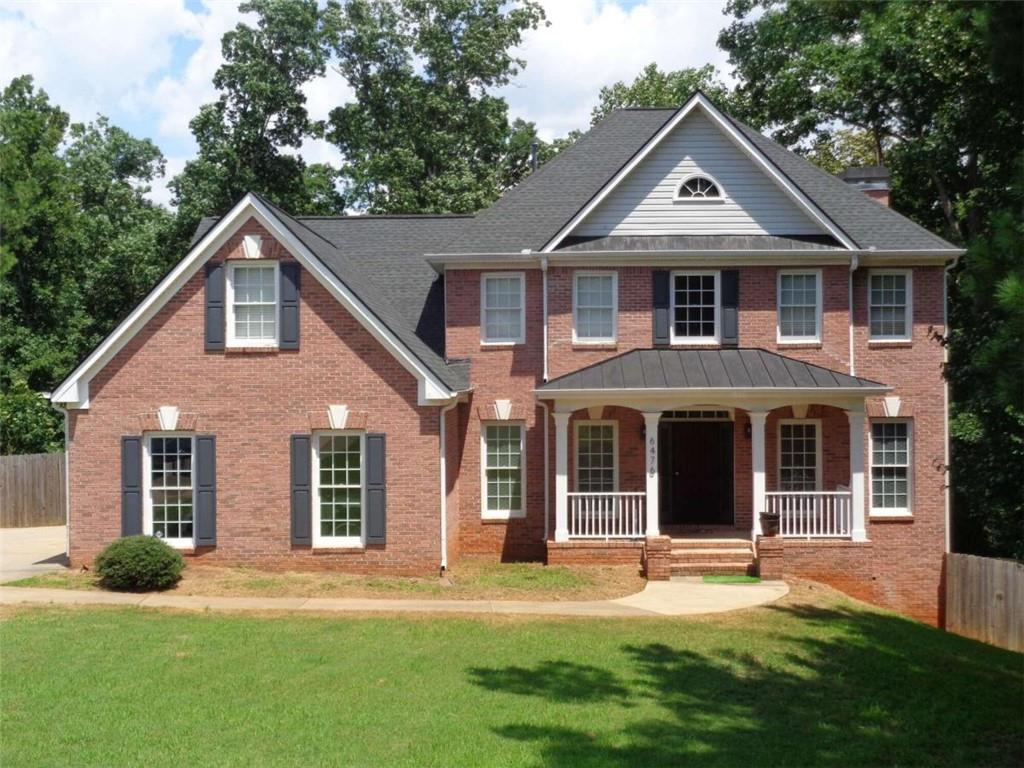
[670,537,756,577]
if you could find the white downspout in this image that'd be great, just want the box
[943,253,963,554]
[541,255,549,382]
[48,400,71,560]
[539,399,550,542]
[848,254,858,376]
[438,399,459,573]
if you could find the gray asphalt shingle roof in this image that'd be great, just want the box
[538,348,887,391]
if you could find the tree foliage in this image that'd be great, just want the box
[325,0,547,212]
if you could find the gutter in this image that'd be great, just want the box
[541,255,549,382]
[849,253,859,376]
[438,399,460,573]
[538,399,550,542]
[943,251,963,554]
[46,396,71,561]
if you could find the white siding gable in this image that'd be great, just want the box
[573,110,824,237]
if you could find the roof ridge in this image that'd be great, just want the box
[297,214,475,220]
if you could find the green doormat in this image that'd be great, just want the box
[702,575,762,584]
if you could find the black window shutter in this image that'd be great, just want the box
[721,270,739,346]
[652,270,671,346]
[195,435,216,547]
[205,262,225,350]
[365,433,386,545]
[290,435,312,546]
[279,263,300,349]
[121,436,143,536]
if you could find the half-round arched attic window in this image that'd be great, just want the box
[675,174,724,201]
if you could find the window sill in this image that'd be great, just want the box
[867,340,913,348]
[572,342,617,351]
[481,513,525,523]
[869,511,913,520]
[480,341,523,349]
[311,546,367,554]
[670,340,721,347]
[777,341,822,349]
[224,345,281,354]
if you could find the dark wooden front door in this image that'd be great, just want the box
[659,421,734,525]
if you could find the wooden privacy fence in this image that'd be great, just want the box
[945,553,1024,652]
[0,453,66,528]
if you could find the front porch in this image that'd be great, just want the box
[537,349,888,572]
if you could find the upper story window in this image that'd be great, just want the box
[227,261,279,347]
[481,273,525,344]
[573,272,617,343]
[869,269,912,341]
[675,174,723,201]
[778,270,822,343]
[671,271,719,344]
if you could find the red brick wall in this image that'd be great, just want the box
[67,219,444,574]
[446,264,948,622]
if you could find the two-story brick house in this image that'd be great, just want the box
[50,94,962,623]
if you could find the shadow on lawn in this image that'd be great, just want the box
[468,603,1024,768]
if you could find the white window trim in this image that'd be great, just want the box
[225,259,281,348]
[142,432,195,549]
[777,419,823,491]
[572,271,618,344]
[867,268,913,342]
[673,173,727,202]
[312,430,367,548]
[868,418,914,518]
[670,270,721,346]
[480,421,526,520]
[777,269,823,344]
[480,272,526,345]
[574,420,619,492]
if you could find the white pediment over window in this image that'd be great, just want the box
[572,109,825,238]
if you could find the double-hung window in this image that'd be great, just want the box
[481,273,525,344]
[314,432,365,547]
[778,421,820,491]
[671,271,719,344]
[869,270,912,341]
[871,421,912,515]
[576,421,616,492]
[227,261,279,347]
[778,270,821,342]
[482,423,525,518]
[145,435,194,547]
[573,272,617,343]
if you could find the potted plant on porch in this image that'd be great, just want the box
[760,511,781,537]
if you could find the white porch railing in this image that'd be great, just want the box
[765,491,853,538]
[568,492,646,539]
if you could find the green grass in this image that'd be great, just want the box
[702,574,762,584]
[5,571,97,590]
[2,592,1021,768]
[462,561,591,590]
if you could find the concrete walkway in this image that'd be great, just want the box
[0,579,788,618]
[0,526,68,581]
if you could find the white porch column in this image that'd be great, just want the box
[749,411,768,538]
[553,412,571,542]
[847,409,868,542]
[642,412,661,537]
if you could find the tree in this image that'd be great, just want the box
[588,63,749,126]
[325,0,547,213]
[170,0,343,246]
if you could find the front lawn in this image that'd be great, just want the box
[5,557,643,601]
[2,584,1020,767]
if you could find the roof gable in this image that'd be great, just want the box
[571,108,826,238]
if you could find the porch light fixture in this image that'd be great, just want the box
[745,423,752,439]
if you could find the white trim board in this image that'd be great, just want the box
[51,194,459,408]
[540,93,857,253]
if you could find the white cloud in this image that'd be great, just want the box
[500,0,732,140]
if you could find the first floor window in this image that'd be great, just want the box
[483,423,524,517]
[228,261,278,346]
[147,435,194,543]
[778,271,820,341]
[576,422,616,492]
[316,433,364,543]
[481,273,524,343]
[574,272,616,342]
[779,422,819,491]
[672,272,718,342]
[871,421,911,513]
[869,270,911,340]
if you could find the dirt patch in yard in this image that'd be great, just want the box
[6,557,645,602]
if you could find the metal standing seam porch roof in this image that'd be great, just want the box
[537,348,889,393]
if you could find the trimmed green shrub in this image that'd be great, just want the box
[94,535,184,591]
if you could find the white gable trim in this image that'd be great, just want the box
[51,194,458,408]
[541,93,857,252]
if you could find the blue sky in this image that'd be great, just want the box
[0,0,731,206]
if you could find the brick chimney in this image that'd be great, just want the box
[838,166,890,207]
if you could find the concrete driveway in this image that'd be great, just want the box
[0,526,68,582]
